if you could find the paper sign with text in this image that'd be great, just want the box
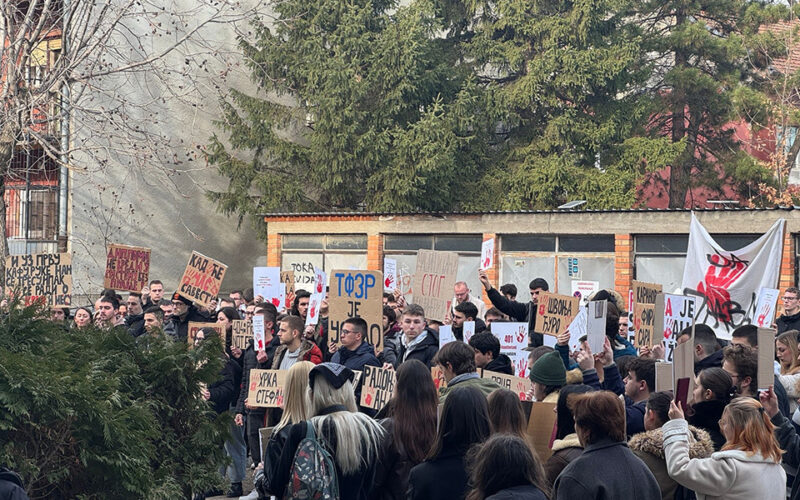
[482,369,531,401]
[5,253,72,306]
[480,238,495,271]
[755,288,780,328]
[360,365,396,410]
[253,267,282,307]
[383,258,398,292]
[104,244,150,292]
[329,270,384,351]
[662,294,696,362]
[571,280,599,302]
[253,315,266,350]
[586,300,607,354]
[248,369,287,408]
[178,252,226,308]
[491,322,530,378]
[463,321,476,343]
[567,306,588,351]
[534,292,580,337]
[411,249,459,322]
[633,280,662,306]
[187,322,225,346]
[634,303,656,348]
[439,325,455,348]
[232,320,252,350]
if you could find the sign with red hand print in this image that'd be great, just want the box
[480,238,495,271]
[754,288,779,328]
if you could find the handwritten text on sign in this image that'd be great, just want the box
[231,320,252,350]
[248,369,287,408]
[534,292,579,336]
[633,280,662,305]
[360,365,396,410]
[188,322,225,346]
[491,322,530,377]
[482,370,531,401]
[104,244,150,292]
[634,303,655,347]
[5,253,72,306]
[178,252,227,308]
[411,249,459,322]
[329,270,384,351]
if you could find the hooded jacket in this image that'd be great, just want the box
[662,418,785,500]
[269,339,323,369]
[629,425,714,500]
[777,310,800,335]
[485,354,514,375]
[0,467,28,500]
[385,329,439,368]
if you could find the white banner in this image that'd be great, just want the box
[681,214,784,339]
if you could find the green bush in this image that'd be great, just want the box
[0,304,231,499]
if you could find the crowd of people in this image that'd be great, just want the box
[12,275,800,500]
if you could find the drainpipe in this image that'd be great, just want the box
[58,0,69,252]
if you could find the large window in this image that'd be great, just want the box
[5,148,59,255]
[499,235,615,297]
[281,234,367,292]
[383,234,482,302]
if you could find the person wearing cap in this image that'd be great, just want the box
[165,291,211,342]
[270,363,386,500]
[435,341,501,404]
[529,350,566,403]
[478,270,549,348]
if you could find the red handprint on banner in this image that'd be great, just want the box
[696,251,748,324]
[756,302,770,327]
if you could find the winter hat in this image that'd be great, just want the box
[529,278,549,291]
[309,363,355,390]
[529,351,566,386]
[171,292,192,306]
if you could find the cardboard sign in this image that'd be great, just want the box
[253,315,266,350]
[534,292,580,337]
[411,249,459,322]
[662,293,696,362]
[463,321,476,343]
[491,322,529,377]
[586,300,607,354]
[280,271,295,309]
[383,258,398,292]
[480,238,495,271]
[187,322,225,346]
[672,337,695,398]
[329,270,384,351]
[758,327,776,391]
[439,325,455,348]
[634,303,655,348]
[247,369,287,408]
[231,320,252,350]
[431,366,448,391]
[5,253,72,306]
[178,251,227,308]
[567,306,588,351]
[755,288,780,328]
[360,365,396,410]
[482,369,532,401]
[633,280,662,305]
[527,402,557,461]
[103,244,150,292]
[253,267,282,307]
[571,280,599,302]
[655,362,674,392]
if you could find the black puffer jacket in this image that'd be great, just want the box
[208,357,238,414]
[385,329,439,368]
[778,311,800,335]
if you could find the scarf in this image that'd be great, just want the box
[401,330,428,361]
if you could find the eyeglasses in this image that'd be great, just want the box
[245,311,255,316]
[171,302,184,307]
[340,329,357,336]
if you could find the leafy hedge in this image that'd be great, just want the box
[0,305,230,499]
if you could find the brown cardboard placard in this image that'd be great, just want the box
[431,366,448,391]
[534,291,580,337]
[247,369,288,408]
[187,322,225,346]
[482,369,532,401]
[5,253,72,306]
[672,338,695,398]
[231,320,252,350]
[328,270,384,351]
[633,280,662,305]
[655,362,674,392]
[177,251,227,308]
[411,249,460,322]
[103,244,151,292]
[653,293,665,345]
[527,402,557,461]
[634,303,655,347]
[758,327,776,391]
[360,365,396,410]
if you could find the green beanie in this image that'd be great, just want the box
[529,350,566,386]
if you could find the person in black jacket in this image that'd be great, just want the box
[469,332,513,375]
[0,466,29,500]
[382,305,439,369]
[197,327,238,414]
[124,293,146,337]
[330,317,381,405]
[478,270,548,348]
[467,435,550,500]
[687,367,735,450]
[450,302,486,341]
[408,385,491,500]
[167,292,211,342]
[777,287,800,334]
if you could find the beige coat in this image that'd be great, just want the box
[662,418,786,500]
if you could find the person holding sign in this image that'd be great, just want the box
[435,342,501,403]
[478,270,549,348]
[270,315,323,370]
[383,304,439,369]
[777,287,800,334]
[329,317,380,406]
[449,302,486,342]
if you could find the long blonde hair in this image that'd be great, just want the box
[274,361,314,433]
[776,331,800,375]
[721,397,783,463]
[308,375,384,474]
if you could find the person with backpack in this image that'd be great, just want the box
[270,363,385,500]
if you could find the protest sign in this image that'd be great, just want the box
[411,249,459,322]
[586,300,607,354]
[662,293,696,362]
[655,362,674,392]
[187,322,225,346]
[482,370,532,401]
[258,427,275,466]
[673,336,695,397]
[758,327,776,391]
[527,402,557,461]
[306,292,322,326]
[491,322,530,378]
[634,303,656,348]
[627,289,636,343]
[439,325,455,348]
[567,306,588,351]
[231,320,252,350]
[329,270,383,351]
[253,315,266,350]
[5,253,72,306]
[754,288,780,328]
[253,267,282,306]
[480,238,495,271]
[383,258,398,292]
[633,280,662,306]
[280,270,295,309]
[103,244,150,292]
[534,292,579,337]
[247,369,287,408]
[463,321,476,343]
[571,280,599,302]
[313,267,327,295]
[178,251,226,308]
[360,365,396,410]
[431,366,448,391]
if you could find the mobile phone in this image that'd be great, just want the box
[675,377,690,409]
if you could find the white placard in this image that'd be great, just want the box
[463,321,476,343]
[383,258,398,292]
[480,239,495,271]
[586,300,607,354]
[253,267,282,307]
[491,322,529,378]
[663,294,696,363]
[306,293,322,326]
[253,314,266,350]
[567,306,588,351]
[313,267,327,295]
[571,280,599,303]
[439,325,455,348]
[755,287,780,328]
